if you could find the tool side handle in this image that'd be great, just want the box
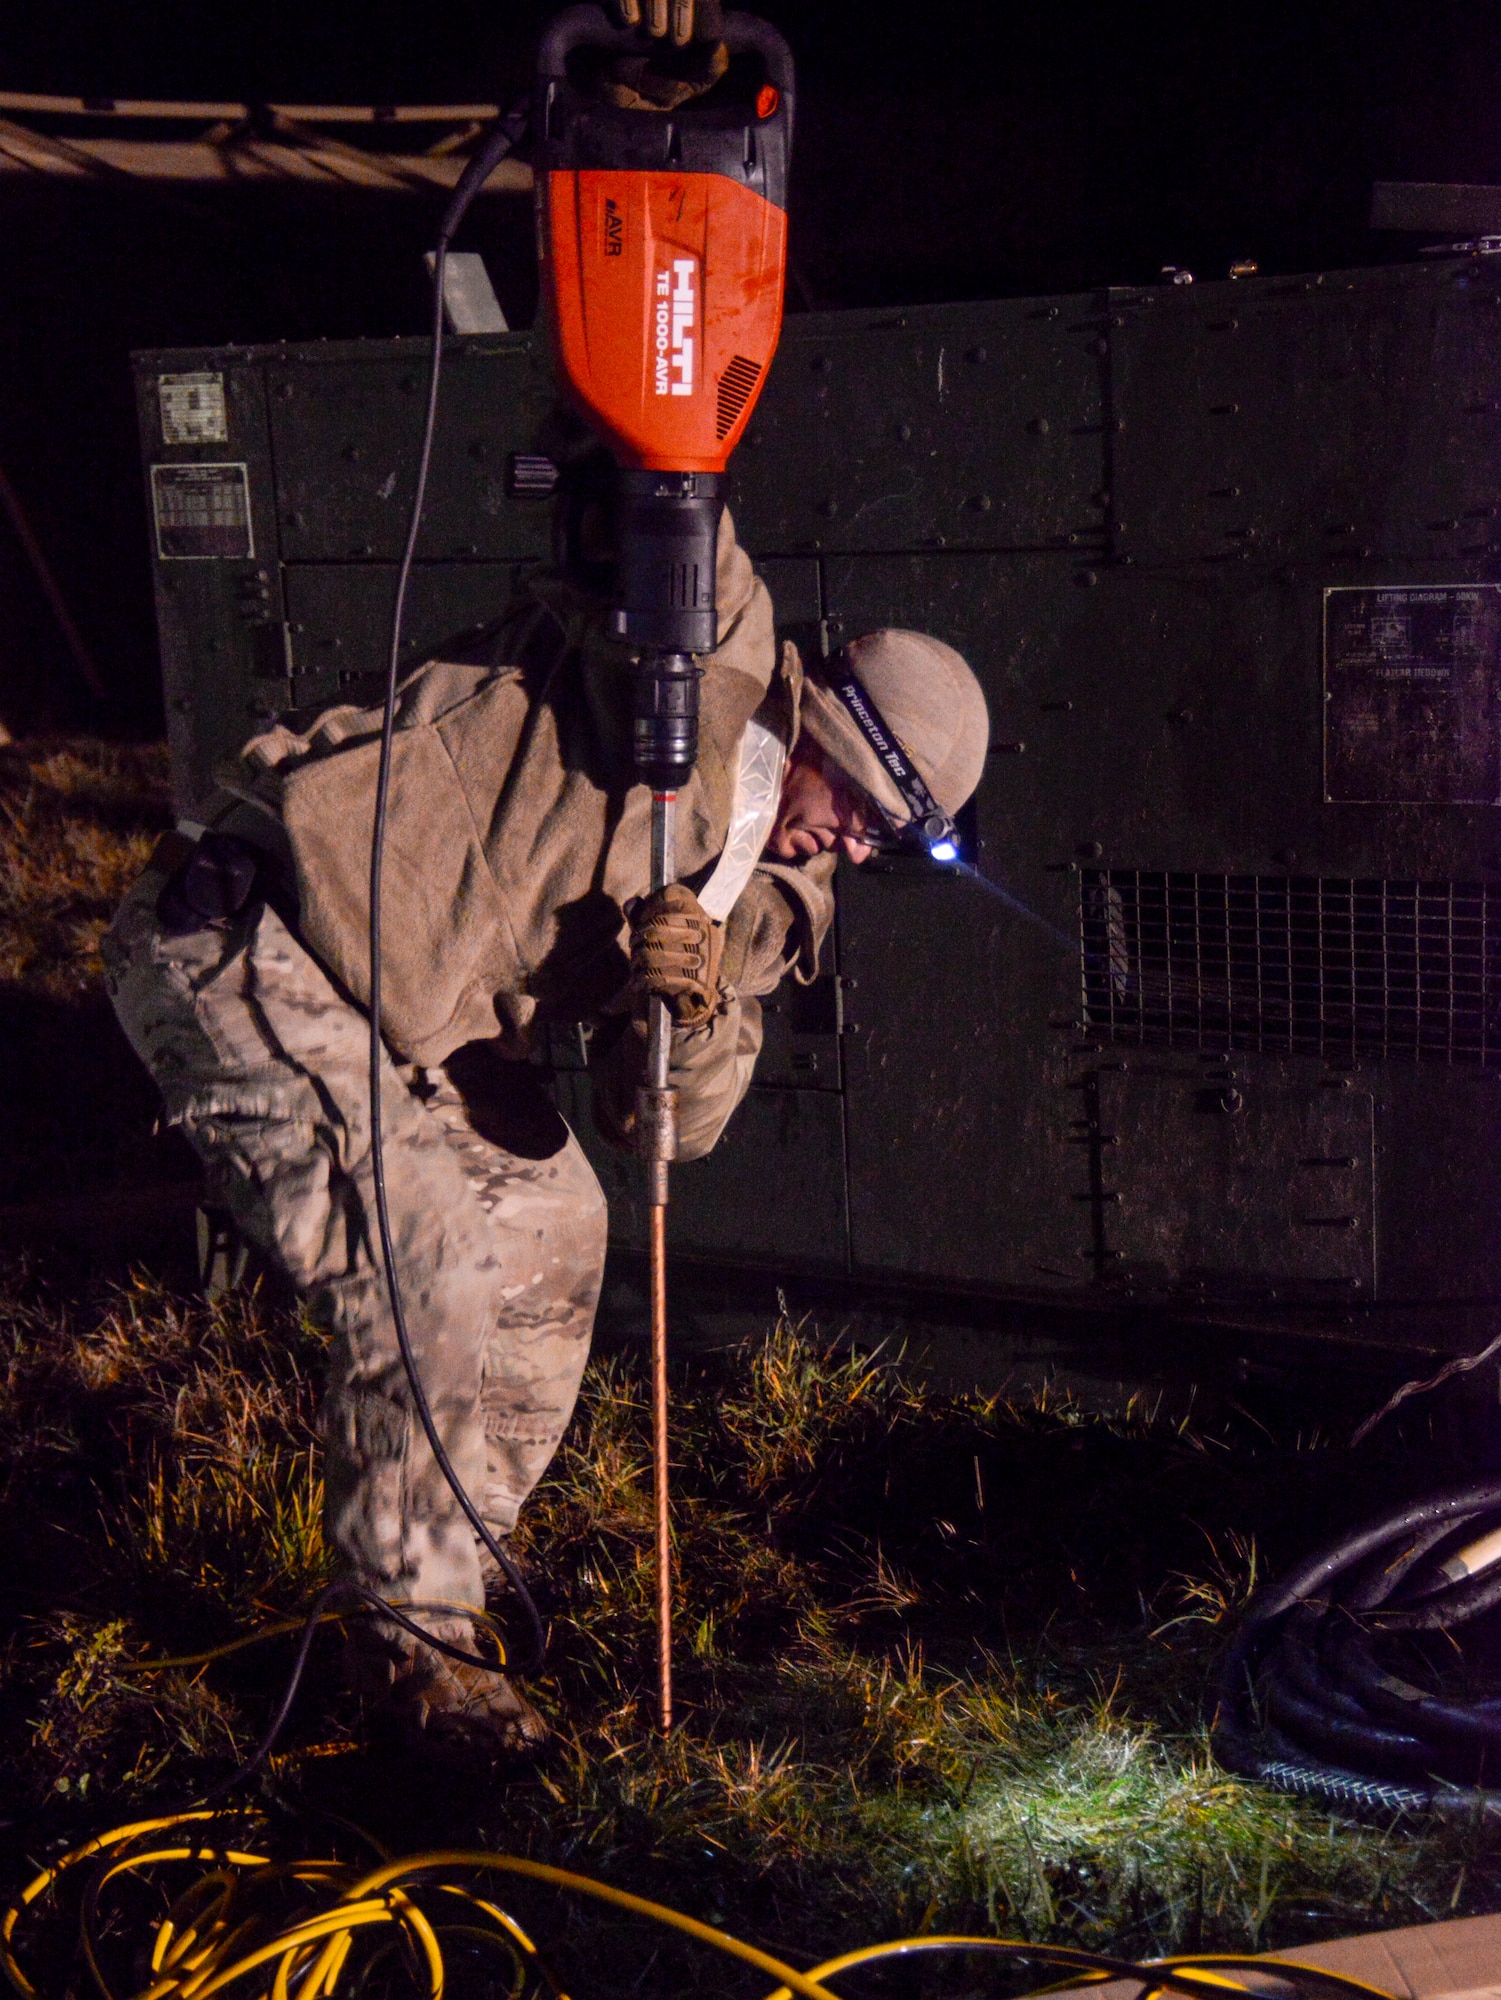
[537,3,653,73]
[720,13,794,100]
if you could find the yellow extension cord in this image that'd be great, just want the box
[103,1604,511,1679]
[0,1621,1401,2000]
[0,1811,1403,2000]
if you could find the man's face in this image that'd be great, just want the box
[763,742,884,866]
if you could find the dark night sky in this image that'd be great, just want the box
[10,3,1501,297]
[6,1,1501,726]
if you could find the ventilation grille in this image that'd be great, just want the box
[1080,870,1501,1064]
[715,355,762,440]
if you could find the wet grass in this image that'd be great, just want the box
[1,1274,1497,1983]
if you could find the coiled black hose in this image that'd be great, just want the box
[1214,1480,1501,1813]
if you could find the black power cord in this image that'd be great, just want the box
[194,1584,514,1807]
[182,103,546,1799]
[1215,1480,1501,1813]
[0,1582,519,1833]
[366,98,548,1679]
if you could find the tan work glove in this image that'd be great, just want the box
[629,882,725,1029]
[610,0,721,47]
[604,0,728,109]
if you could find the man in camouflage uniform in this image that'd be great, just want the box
[105,507,989,1758]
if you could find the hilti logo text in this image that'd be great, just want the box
[653,257,696,397]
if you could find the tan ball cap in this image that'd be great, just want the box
[798,629,990,826]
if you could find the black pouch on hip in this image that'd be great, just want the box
[157,831,264,936]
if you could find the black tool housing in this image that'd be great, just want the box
[535,5,794,211]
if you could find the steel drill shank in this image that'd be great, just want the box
[639,766,681,1730]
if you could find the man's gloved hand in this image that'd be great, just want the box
[629,882,725,1029]
[603,0,728,110]
[610,0,723,48]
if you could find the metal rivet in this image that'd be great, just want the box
[1028,416,1051,435]
[896,421,913,442]
[818,498,838,518]
[968,344,988,362]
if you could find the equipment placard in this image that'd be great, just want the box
[1323,584,1501,803]
[151,462,253,560]
[157,370,228,446]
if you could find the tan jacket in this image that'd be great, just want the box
[213,512,834,1161]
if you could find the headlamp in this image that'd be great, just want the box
[824,668,962,862]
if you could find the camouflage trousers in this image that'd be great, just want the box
[103,853,607,1639]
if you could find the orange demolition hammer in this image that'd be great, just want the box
[535,5,794,1728]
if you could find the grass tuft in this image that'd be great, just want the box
[0,739,170,997]
[0,737,177,1214]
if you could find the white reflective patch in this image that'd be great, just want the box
[698,717,787,922]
